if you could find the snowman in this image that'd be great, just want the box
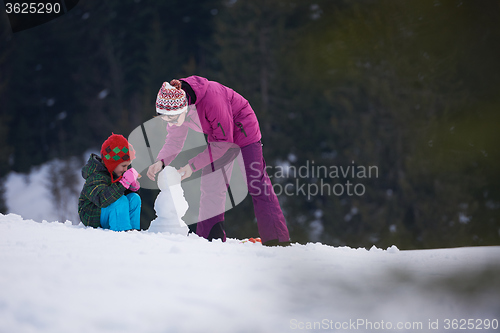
[148,166,189,234]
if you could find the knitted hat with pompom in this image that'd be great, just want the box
[156,82,187,115]
[100,133,135,183]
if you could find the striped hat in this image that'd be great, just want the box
[156,82,187,115]
[100,133,136,183]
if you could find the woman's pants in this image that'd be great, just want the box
[100,193,141,231]
[196,142,290,243]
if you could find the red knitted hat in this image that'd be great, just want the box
[156,82,187,115]
[100,133,136,183]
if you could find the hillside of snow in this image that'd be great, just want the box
[1,213,499,333]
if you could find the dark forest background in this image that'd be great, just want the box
[1,0,499,249]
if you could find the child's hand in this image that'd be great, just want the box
[147,161,163,181]
[119,168,140,189]
[125,168,140,180]
[129,178,140,192]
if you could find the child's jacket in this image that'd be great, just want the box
[78,154,129,227]
[156,76,262,172]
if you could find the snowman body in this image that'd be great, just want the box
[148,166,189,235]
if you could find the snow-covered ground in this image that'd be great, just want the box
[1,213,499,333]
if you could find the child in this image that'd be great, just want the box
[147,76,291,246]
[78,133,141,231]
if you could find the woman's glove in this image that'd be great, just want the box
[119,168,139,189]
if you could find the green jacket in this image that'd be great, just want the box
[78,154,129,227]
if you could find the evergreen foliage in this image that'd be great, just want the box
[0,0,498,249]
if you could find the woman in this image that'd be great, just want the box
[147,76,290,246]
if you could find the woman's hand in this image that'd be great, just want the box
[178,164,193,181]
[147,161,163,181]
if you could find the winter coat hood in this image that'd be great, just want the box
[82,154,109,180]
[181,76,209,103]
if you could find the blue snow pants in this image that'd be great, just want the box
[100,193,141,231]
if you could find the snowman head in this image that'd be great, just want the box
[157,166,182,191]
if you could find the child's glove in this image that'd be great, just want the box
[129,178,140,192]
[119,168,139,189]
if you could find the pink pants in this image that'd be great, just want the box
[196,141,290,243]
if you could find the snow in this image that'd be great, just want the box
[5,165,62,223]
[1,213,499,333]
[2,157,500,332]
[149,166,189,234]
[4,156,87,224]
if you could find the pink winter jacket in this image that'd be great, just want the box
[156,76,262,172]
